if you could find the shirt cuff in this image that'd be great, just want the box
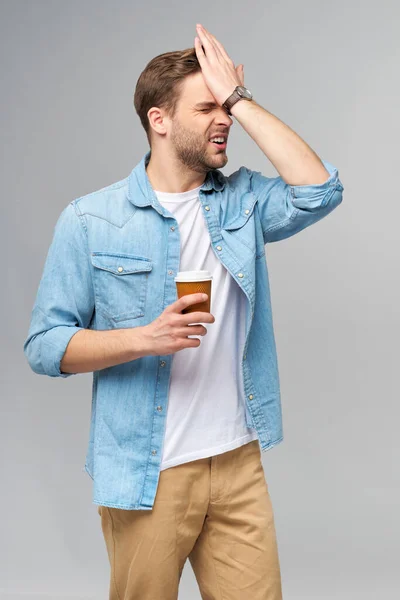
[289,160,343,204]
[41,326,84,378]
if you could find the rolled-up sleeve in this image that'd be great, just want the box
[247,159,344,243]
[23,201,95,377]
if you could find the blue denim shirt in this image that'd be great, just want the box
[24,150,343,510]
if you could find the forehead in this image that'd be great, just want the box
[178,72,216,106]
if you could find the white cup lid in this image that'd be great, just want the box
[174,270,213,282]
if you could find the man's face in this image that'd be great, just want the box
[168,72,233,173]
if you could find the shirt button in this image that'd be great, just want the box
[244,354,247,360]
[168,270,173,275]
[160,360,166,367]
[216,245,222,251]
[238,273,244,278]
[170,226,175,231]
[205,205,210,211]
[156,406,163,412]
[151,450,157,456]
[245,209,250,215]
[249,394,254,400]
[117,267,123,273]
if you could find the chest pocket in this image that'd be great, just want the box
[222,192,259,257]
[223,192,257,231]
[91,252,153,323]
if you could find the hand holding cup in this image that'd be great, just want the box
[140,293,215,356]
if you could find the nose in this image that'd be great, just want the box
[215,106,233,127]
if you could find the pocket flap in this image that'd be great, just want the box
[223,193,257,231]
[91,252,153,275]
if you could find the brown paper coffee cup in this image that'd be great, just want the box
[174,270,212,314]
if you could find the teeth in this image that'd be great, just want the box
[210,137,225,143]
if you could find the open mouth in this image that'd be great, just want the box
[209,138,227,150]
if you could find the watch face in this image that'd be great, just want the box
[237,86,253,99]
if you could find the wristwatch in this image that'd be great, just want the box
[222,85,253,115]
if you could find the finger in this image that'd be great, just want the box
[176,327,202,338]
[185,325,207,335]
[194,36,207,65]
[179,311,215,325]
[171,293,208,313]
[200,27,225,61]
[207,30,233,64]
[181,327,207,340]
[236,64,244,85]
[196,24,219,61]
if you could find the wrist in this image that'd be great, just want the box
[222,85,253,115]
[131,325,155,358]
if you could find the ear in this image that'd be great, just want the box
[147,106,168,137]
[236,64,244,86]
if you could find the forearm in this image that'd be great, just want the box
[230,100,330,185]
[60,326,150,374]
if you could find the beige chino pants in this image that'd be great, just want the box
[97,439,283,599]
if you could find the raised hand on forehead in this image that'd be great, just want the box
[194,24,244,107]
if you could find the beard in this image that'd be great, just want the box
[170,118,228,173]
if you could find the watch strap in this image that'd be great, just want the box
[222,87,243,115]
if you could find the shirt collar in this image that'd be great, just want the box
[127,150,226,207]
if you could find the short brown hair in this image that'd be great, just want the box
[133,47,201,145]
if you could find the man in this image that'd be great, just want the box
[24,24,343,600]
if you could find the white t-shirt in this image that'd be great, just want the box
[155,184,258,471]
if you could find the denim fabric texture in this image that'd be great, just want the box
[24,150,344,509]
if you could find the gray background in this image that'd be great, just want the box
[1,0,398,598]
